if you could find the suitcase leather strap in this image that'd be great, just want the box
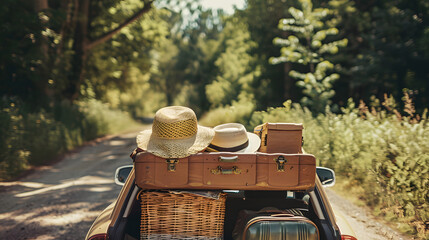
[130,147,144,161]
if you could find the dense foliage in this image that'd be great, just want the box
[270,0,348,112]
[0,100,138,180]
[1,0,428,113]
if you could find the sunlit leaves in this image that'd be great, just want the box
[273,37,291,46]
[280,18,295,25]
[205,18,258,109]
[206,79,233,107]
[318,38,348,54]
[86,4,171,101]
[313,28,339,41]
[290,7,304,19]
[312,8,329,18]
[271,0,347,113]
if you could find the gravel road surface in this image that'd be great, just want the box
[325,189,410,240]
[0,131,410,240]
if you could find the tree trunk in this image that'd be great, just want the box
[283,62,292,100]
[34,0,48,11]
[67,0,89,102]
[65,0,153,102]
[86,1,154,50]
[55,0,75,60]
[281,31,292,100]
[33,0,51,106]
[34,0,49,58]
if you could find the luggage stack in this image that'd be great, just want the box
[134,152,316,191]
[133,107,319,240]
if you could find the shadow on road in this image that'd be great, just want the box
[0,131,142,240]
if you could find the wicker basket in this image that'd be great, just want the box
[139,191,226,240]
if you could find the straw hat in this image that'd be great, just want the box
[206,123,261,153]
[136,106,215,158]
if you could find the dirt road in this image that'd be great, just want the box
[325,189,410,240]
[0,131,410,240]
[0,131,140,240]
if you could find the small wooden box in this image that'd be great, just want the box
[254,123,303,153]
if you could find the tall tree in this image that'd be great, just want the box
[0,0,49,106]
[206,17,259,108]
[1,0,156,106]
[270,0,347,113]
[155,6,225,113]
[331,0,429,110]
[238,0,297,108]
[85,2,169,98]
[66,0,154,101]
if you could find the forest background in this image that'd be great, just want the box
[1,0,428,238]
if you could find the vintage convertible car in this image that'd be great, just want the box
[85,162,357,240]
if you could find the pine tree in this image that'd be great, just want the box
[270,0,347,113]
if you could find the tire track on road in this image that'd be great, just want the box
[0,131,141,240]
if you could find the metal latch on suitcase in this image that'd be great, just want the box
[274,156,287,172]
[166,159,178,172]
[211,166,241,175]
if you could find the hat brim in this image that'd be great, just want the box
[136,125,215,158]
[235,132,261,153]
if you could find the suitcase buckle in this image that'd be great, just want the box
[274,156,287,172]
[166,159,178,172]
[211,166,241,175]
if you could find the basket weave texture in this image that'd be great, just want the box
[139,191,226,240]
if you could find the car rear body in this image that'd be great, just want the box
[86,166,357,240]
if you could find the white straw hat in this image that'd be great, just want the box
[206,123,261,153]
[136,106,215,158]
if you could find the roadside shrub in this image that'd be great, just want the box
[250,98,428,238]
[22,110,71,165]
[200,96,256,128]
[0,102,29,180]
[77,99,139,139]
[0,99,139,181]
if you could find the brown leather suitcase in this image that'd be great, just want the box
[134,152,315,190]
[254,123,303,153]
[232,209,319,240]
